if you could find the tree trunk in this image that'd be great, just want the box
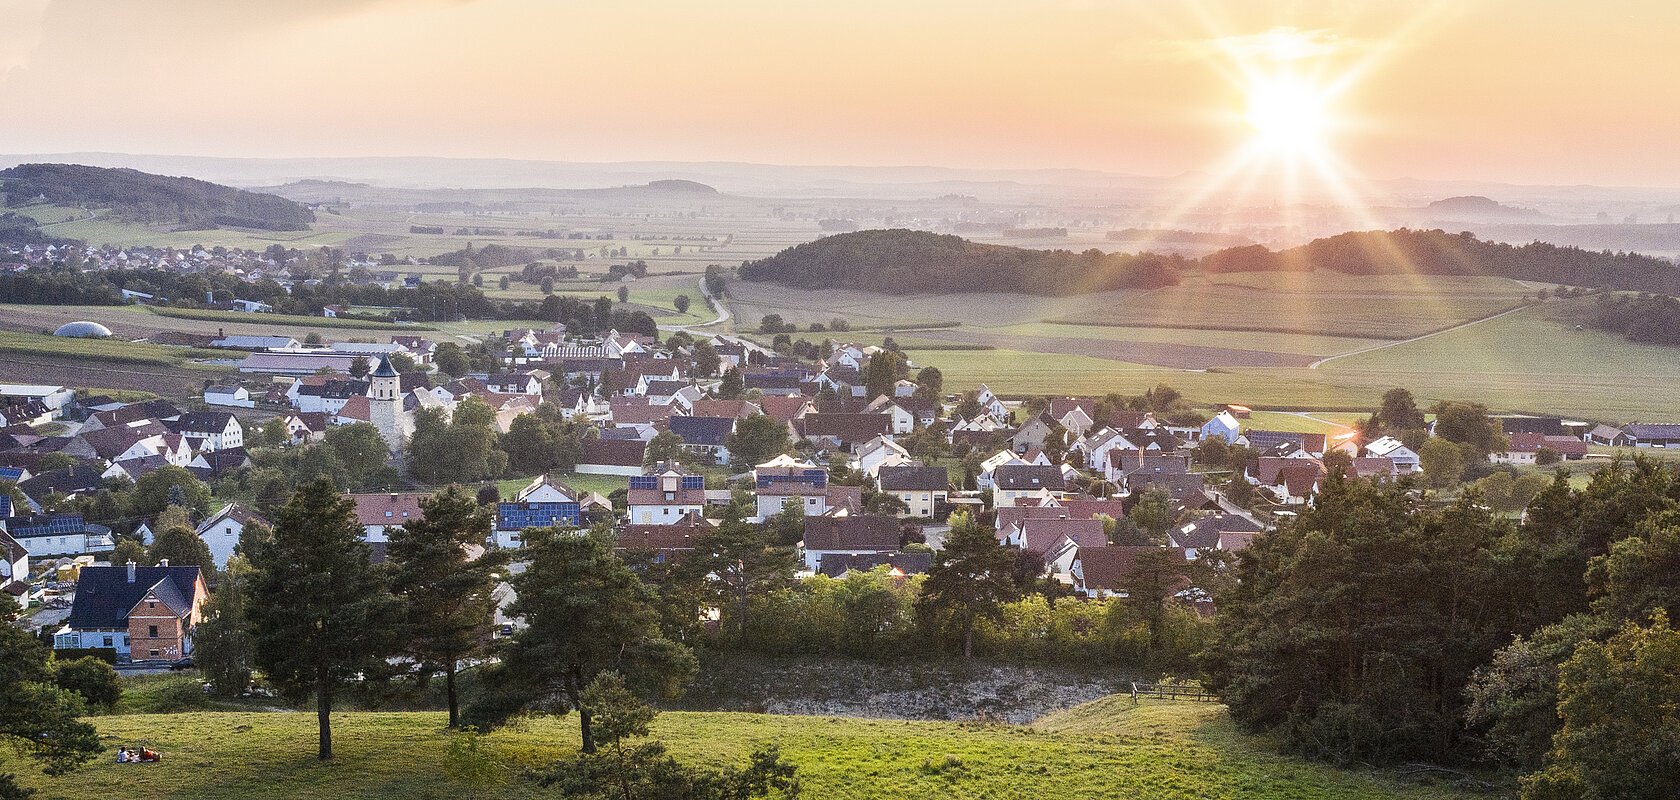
[445,661,459,729]
[579,706,596,754]
[316,677,333,761]
[961,617,974,660]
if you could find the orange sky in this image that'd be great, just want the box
[1,0,1676,186]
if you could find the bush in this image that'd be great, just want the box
[54,656,122,710]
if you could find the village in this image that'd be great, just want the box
[3,315,1674,667]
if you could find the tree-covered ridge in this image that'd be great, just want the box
[1205,228,1680,294]
[0,163,316,231]
[739,229,1188,295]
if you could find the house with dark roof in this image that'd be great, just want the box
[800,514,903,570]
[16,464,105,502]
[1241,429,1328,455]
[614,512,713,563]
[1490,432,1589,465]
[496,476,582,548]
[667,415,737,464]
[1,512,113,556]
[1169,514,1264,559]
[169,410,244,451]
[578,438,649,476]
[991,464,1067,506]
[1622,423,1680,448]
[817,551,933,578]
[1070,545,1188,600]
[55,563,208,662]
[875,464,950,519]
[1007,517,1105,560]
[793,413,894,452]
[1,529,28,609]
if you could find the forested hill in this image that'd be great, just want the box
[1202,228,1680,294]
[0,163,315,231]
[739,229,1187,295]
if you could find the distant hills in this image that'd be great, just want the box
[744,228,1680,297]
[739,229,1187,295]
[0,163,315,231]
[642,179,717,193]
[1423,195,1545,220]
[1207,228,1680,294]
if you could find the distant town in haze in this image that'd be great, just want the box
[2,3,1678,799]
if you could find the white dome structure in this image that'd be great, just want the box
[53,321,113,338]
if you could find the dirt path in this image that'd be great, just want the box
[1308,304,1532,369]
[658,275,730,331]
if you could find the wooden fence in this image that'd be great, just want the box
[1129,682,1218,703]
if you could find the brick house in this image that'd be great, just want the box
[56,563,208,662]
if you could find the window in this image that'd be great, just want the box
[102,636,113,647]
[150,649,160,657]
[149,625,159,637]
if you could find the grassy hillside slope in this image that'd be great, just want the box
[2,698,1487,800]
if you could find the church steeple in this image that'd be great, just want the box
[370,354,400,401]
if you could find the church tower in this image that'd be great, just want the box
[367,354,412,456]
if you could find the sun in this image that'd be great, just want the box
[1243,74,1332,155]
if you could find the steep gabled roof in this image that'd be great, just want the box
[877,464,950,492]
[992,464,1066,491]
[66,565,202,630]
[802,515,901,551]
[667,415,736,447]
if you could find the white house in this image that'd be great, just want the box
[1199,411,1242,444]
[0,384,75,421]
[0,529,28,609]
[851,435,913,478]
[172,411,244,452]
[203,385,254,408]
[194,504,266,569]
[1364,436,1422,474]
[0,513,114,557]
[626,469,707,525]
[349,492,427,543]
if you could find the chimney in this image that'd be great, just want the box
[126,561,136,583]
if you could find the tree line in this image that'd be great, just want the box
[1205,457,1680,799]
[1204,228,1680,294]
[739,229,1188,295]
[0,163,315,231]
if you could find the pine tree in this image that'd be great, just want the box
[917,512,1016,658]
[387,486,507,728]
[465,526,695,753]
[247,477,400,760]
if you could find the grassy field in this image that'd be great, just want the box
[496,471,631,498]
[147,307,433,331]
[0,331,226,368]
[1,696,1488,800]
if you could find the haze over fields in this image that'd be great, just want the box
[6,4,1680,800]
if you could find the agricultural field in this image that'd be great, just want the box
[0,329,234,396]
[738,274,1670,422]
[1,695,1486,800]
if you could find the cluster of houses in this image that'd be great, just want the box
[1,241,413,288]
[9,322,1680,663]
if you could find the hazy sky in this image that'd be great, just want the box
[1,0,1675,186]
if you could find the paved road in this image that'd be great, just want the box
[1308,304,1532,369]
[658,275,730,332]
